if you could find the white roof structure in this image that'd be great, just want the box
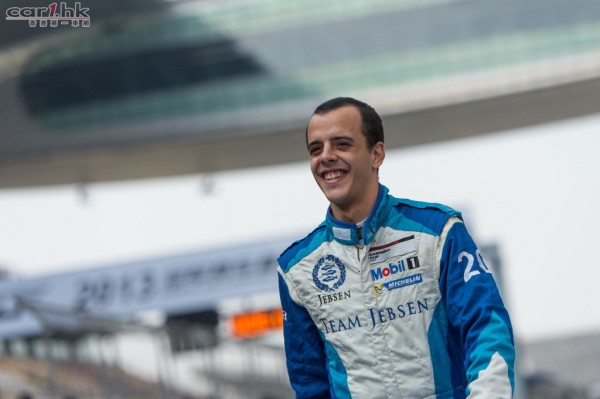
[1,0,600,187]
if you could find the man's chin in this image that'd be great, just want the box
[321,185,342,199]
[323,190,350,209]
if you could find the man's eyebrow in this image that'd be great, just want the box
[332,135,354,142]
[307,135,355,149]
[307,139,322,149]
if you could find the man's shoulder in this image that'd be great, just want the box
[391,196,458,215]
[278,223,328,273]
[386,195,462,236]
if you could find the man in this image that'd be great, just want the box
[277,97,515,398]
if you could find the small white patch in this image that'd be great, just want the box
[332,226,351,241]
[467,352,512,398]
[368,238,417,265]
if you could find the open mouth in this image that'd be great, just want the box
[323,170,346,181]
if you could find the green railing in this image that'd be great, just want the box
[24,0,600,129]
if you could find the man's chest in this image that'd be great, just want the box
[288,228,442,334]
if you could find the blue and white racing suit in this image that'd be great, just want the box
[277,185,515,398]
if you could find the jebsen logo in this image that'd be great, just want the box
[370,256,420,281]
[318,290,351,307]
[313,255,346,292]
[5,2,90,27]
[319,298,430,334]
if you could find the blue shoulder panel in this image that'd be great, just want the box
[278,223,329,273]
[384,198,462,237]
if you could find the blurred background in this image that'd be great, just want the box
[1,0,600,398]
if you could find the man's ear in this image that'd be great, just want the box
[371,141,385,169]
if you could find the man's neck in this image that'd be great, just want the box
[331,207,369,224]
[330,186,379,223]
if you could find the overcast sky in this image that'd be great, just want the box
[0,113,599,343]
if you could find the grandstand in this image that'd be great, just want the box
[0,356,199,399]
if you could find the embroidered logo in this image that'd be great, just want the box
[313,255,346,292]
[373,274,423,296]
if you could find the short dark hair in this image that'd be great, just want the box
[309,97,384,149]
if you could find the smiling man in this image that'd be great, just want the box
[306,103,384,224]
[277,97,516,398]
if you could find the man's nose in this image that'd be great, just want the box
[321,144,337,162]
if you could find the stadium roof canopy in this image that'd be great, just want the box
[1,0,600,188]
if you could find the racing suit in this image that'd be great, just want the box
[277,185,515,398]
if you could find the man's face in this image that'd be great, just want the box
[306,105,384,220]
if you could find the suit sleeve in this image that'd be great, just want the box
[278,271,331,398]
[438,218,516,398]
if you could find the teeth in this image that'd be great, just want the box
[324,171,343,181]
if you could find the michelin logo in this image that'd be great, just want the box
[374,273,423,296]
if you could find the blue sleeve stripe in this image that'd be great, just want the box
[428,304,453,394]
[428,303,467,397]
[439,218,515,396]
[278,274,330,397]
[320,331,350,399]
[466,310,515,394]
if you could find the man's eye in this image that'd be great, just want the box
[309,147,321,155]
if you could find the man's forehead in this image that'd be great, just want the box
[309,105,361,124]
[307,107,362,138]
